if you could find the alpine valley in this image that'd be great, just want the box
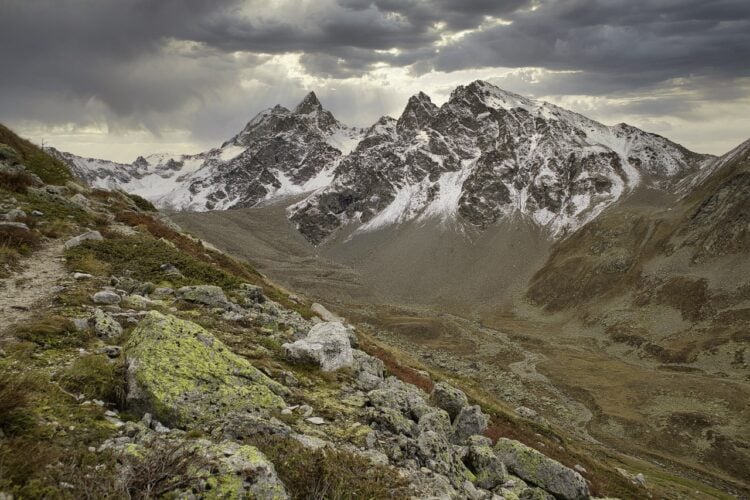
[43,81,750,496]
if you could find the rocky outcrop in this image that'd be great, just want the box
[430,381,469,421]
[124,311,286,427]
[494,438,590,499]
[176,285,232,309]
[282,322,354,371]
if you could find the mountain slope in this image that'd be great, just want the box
[49,92,363,211]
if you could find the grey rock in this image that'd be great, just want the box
[306,417,325,425]
[97,345,122,358]
[3,208,26,221]
[417,408,452,437]
[150,287,174,299]
[494,438,589,500]
[92,290,122,305]
[64,231,103,250]
[452,405,489,444]
[31,210,44,217]
[240,283,266,304]
[92,308,123,338]
[352,349,384,390]
[465,435,507,489]
[430,381,469,421]
[0,221,29,231]
[176,285,231,309]
[282,321,354,371]
[72,272,93,280]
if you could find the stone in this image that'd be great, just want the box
[97,345,122,358]
[282,321,354,372]
[430,381,468,422]
[92,308,123,338]
[0,221,29,231]
[92,290,122,305]
[516,406,538,419]
[494,438,589,500]
[310,302,344,322]
[452,405,488,444]
[122,294,154,311]
[465,435,507,489]
[2,208,26,221]
[176,285,231,309]
[72,272,93,280]
[150,287,174,299]
[306,417,325,425]
[160,263,183,278]
[352,349,385,390]
[64,230,103,250]
[31,210,44,217]
[418,408,452,437]
[240,283,266,304]
[125,311,286,427]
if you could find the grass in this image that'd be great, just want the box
[0,124,72,185]
[59,355,127,408]
[0,169,37,193]
[0,365,37,435]
[250,434,409,500]
[13,315,90,349]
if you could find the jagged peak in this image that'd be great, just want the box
[295,91,323,114]
[398,91,438,131]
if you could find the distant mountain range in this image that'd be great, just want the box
[49,80,716,244]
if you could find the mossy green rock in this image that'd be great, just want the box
[494,438,589,500]
[125,311,286,427]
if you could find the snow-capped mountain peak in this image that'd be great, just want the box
[51,81,713,244]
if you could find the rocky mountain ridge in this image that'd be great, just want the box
[50,81,713,245]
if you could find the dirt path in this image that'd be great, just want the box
[0,242,67,335]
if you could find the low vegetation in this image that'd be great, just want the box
[59,355,127,408]
[0,124,72,185]
[251,434,409,500]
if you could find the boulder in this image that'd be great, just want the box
[494,438,589,500]
[125,311,286,427]
[465,435,507,489]
[64,230,103,250]
[92,308,123,338]
[240,283,266,304]
[122,294,154,311]
[352,349,384,390]
[282,322,354,371]
[2,208,26,221]
[92,290,122,305]
[417,408,452,437]
[176,285,231,309]
[452,405,488,444]
[150,287,174,299]
[430,381,469,422]
[0,221,29,231]
[310,302,344,322]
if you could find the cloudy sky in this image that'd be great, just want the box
[1,0,748,162]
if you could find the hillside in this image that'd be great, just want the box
[2,126,716,499]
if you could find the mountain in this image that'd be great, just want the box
[48,92,364,211]
[290,81,712,244]
[51,81,713,245]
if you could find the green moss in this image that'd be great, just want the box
[124,312,285,427]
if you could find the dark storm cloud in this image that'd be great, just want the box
[430,0,750,91]
[0,0,748,149]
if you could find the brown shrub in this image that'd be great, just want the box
[0,170,36,193]
[0,224,39,251]
[0,367,37,435]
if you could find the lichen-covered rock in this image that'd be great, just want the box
[64,230,103,249]
[176,285,231,309]
[203,440,288,499]
[430,381,468,421]
[417,408,452,437]
[282,321,354,371]
[92,290,122,305]
[465,435,507,489]
[416,429,475,488]
[92,308,123,338]
[368,376,430,420]
[365,407,417,436]
[125,311,286,427]
[352,349,384,390]
[494,438,589,500]
[452,405,488,444]
[121,294,154,311]
[240,283,266,304]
